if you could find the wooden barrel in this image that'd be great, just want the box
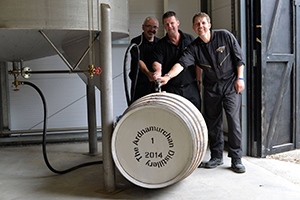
[111,92,208,189]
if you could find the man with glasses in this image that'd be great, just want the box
[152,11,201,110]
[129,16,160,103]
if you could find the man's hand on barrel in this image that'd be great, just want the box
[153,70,168,86]
[153,63,184,86]
[155,74,170,86]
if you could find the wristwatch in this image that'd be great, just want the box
[165,73,172,80]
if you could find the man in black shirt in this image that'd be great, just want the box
[152,11,201,110]
[129,16,160,103]
[156,12,246,173]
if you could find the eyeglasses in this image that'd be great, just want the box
[144,24,159,29]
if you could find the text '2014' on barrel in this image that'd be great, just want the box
[133,126,175,168]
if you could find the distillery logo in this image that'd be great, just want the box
[132,126,175,168]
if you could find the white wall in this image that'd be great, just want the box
[111,44,128,116]
[127,0,201,40]
[211,0,232,30]
[9,56,89,130]
[128,0,164,40]
[167,0,201,38]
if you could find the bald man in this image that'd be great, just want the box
[129,16,160,103]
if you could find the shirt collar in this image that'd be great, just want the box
[142,32,157,43]
[197,30,214,45]
[165,29,185,44]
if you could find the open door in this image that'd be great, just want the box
[247,0,300,157]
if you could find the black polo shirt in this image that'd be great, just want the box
[130,33,159,84]
[178,29,245,91]
[153,30,196,86]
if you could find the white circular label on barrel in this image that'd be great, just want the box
[112,105,194,186]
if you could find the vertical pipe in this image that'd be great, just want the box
[99,3,115,192]
[12,61,20,71]
[87,78,98,155]
[0,61,10,132]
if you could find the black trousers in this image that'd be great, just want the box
[203,87,242,159]
[131,81,155,103]
[162,81,201,111]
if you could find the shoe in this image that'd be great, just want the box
[205,157,223,168]
[231,158,246,173]
[198,162,205,168]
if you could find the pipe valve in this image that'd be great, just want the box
[88,65,102,79]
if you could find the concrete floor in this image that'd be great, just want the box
[1,142,300,200]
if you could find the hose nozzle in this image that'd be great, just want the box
[156,79,161,93]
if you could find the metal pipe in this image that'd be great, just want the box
[23,70,88,74]
[12,61,20,71]
[87,79,98,155]
[39,30,73,70]
[100,3,115,192]
[0,61,10,132]
[0,126,101,135]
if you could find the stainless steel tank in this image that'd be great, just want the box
[0,0,129,62]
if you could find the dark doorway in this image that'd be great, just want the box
[247,0,300,157]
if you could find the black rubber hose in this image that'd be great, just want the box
[123,43,140,106]
[22,81,102,174]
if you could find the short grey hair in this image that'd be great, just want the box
[143,16,159,27]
